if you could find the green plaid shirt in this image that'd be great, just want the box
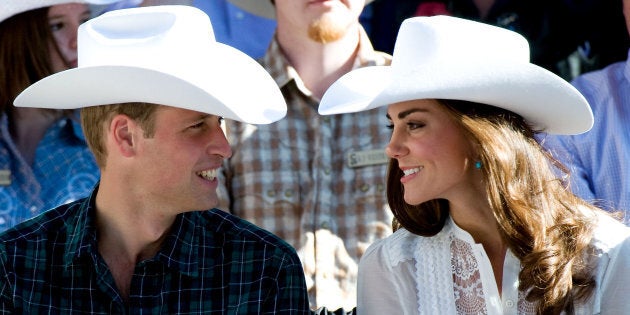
[0,187,309,314]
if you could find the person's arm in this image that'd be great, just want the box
[0,248,14,314]
[267,251,310,315]
[541,134,596,202]
[598,229,630,314]
[356,238,407,314]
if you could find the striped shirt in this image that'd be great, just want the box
[542,50,630,223]
[0,114,99,232]
[0,187,310,314]
[218,28,393,310]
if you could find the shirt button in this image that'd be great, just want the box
[377,184,385,192]
[30,206,38,213]
[359,184,370,192]
[284,189,294,198]
[266,190,276,197]
[235,11,244,19]
[505,299,515,308]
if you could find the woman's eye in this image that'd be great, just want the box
[50,22,63,32]
[386,123,394,130]
[407,122,425,130]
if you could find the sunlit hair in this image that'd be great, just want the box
[80,103,159,168]
[0,8,63,119]
[387,99,606,314]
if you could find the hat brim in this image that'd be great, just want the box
[227,0,375,19]
[1,0,121,23]
[15,43,286,125]
[319,62,593,135]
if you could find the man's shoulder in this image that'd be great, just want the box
[196,209,298,254]
[0,200,82,245]
[571,60,628,98]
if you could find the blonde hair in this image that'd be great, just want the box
[388,99,603,314]
[80,102,158,168]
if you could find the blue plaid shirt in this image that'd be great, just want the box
[542,50,630,223]
[0,114,99,232]
[0,186,310,314]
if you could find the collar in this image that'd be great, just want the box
[260,25,391,92]
[64,186,201,277]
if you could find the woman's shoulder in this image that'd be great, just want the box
[362,226,452,268]
[590,211,630,255]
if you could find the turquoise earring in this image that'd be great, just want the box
[474,161,482,169]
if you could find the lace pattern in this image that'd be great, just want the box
[451,238,488,314]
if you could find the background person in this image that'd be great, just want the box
[220,0,392,310]
[542,0,630,222]
[0,0,119,232]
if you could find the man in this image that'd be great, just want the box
[0,6,309,313]
[542,0,630,224]
[222,0,392,310]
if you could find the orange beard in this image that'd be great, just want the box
[307,16,347,44]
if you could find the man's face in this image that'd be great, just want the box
[132,106,231,213]
[274,0,366,43]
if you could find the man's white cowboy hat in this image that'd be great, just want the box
[14,5,287,124]
[318,15,593,135]
[227,0,375,20]
[1,0,119,23]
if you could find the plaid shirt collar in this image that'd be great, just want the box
[63,185,202,277]
[261,25,388,93]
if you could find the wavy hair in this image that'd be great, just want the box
[388,99,602,314]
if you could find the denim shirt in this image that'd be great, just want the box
[0,113,99,232]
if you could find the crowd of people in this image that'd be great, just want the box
[0,0,629,314]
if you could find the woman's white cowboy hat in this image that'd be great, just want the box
[1,0,120,23]
[318,15,593,135]
[14,5,287,124]
[227,0,375,19]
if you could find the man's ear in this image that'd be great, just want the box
[109,114,137,158]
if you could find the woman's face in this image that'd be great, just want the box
[47,3,91,72]
[385,99,480,205]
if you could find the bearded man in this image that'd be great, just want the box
[220,0,392,311]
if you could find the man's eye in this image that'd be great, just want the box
[190,121,205,129]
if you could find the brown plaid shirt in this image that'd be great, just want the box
[218,28,393,310]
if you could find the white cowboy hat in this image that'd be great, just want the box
[318,15,593,135]
[14,5,287,125]
[227,0,375,19]
[0,0,120,23]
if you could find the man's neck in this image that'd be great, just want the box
[276,23,362,99]
[94,177,174,300]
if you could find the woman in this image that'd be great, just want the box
[0,0,115,232]
[319,16,630,314]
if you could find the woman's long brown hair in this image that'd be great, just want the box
[388,99,601,314]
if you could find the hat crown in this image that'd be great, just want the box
[80,6,213,73]
[391,16,530,72]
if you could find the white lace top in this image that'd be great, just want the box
[357,213,630,314]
